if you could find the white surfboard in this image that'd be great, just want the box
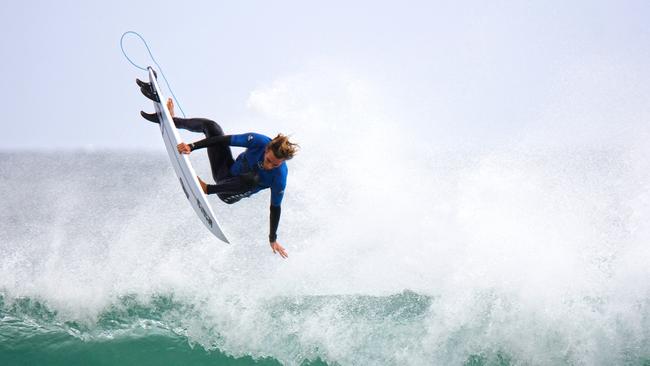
[147,67,229,243]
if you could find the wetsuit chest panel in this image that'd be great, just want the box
[226,133,287,206]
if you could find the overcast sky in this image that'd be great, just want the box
[1,0,649,151]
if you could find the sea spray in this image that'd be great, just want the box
[1,147,648,365]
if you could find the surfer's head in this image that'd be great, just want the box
[263,134,299,170]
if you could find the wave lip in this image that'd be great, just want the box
[0,292,429,366]
[2,290,649,366]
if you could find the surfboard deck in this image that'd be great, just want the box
[147,67,229,243]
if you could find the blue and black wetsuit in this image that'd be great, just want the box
[172,117,287,243]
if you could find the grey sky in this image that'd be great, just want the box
[1,0,649,150]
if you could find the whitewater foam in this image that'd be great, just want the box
[1,145,648,365]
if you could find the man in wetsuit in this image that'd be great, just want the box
[137,78,298,258]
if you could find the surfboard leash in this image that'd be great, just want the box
[119,31,187,118]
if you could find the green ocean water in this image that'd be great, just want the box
[0,294,324,366]
[2,293,649,366]
[0,293,429,366]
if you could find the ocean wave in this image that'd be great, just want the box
[1,151,649,365]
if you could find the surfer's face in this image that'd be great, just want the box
[263,149,285,170]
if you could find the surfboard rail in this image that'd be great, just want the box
[147,67,230,243]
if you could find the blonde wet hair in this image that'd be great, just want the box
[267,134,299,160]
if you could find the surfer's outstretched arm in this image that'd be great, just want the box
[269,204,287,258]
[269,204,286,259]
[267,171,288,258]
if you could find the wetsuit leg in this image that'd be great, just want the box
[207,173,260,204]
[172,117,234,182]
[173,117,258,205]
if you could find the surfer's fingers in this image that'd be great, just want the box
[278,247,288,258]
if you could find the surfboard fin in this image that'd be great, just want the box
[136,78,150,88]
[140,85,160,102]
[140,111,160,124]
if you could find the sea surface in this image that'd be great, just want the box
[1,151,649,365]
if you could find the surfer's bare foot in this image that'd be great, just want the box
[166,98,175,118]
[197,176,208,194]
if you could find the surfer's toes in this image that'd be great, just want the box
[140,85,160,102]
[140,111,160,123]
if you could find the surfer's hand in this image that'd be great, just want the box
[177,143,191,154]
[166,98,175,117]
[270,241,288,258]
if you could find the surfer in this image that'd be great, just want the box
[137,79,298,258]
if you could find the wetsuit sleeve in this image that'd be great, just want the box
[230,133,269,148]
[269,169,287,242]
[271,180,286,207]
[189,135,231,151]
[269,205,281,243]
